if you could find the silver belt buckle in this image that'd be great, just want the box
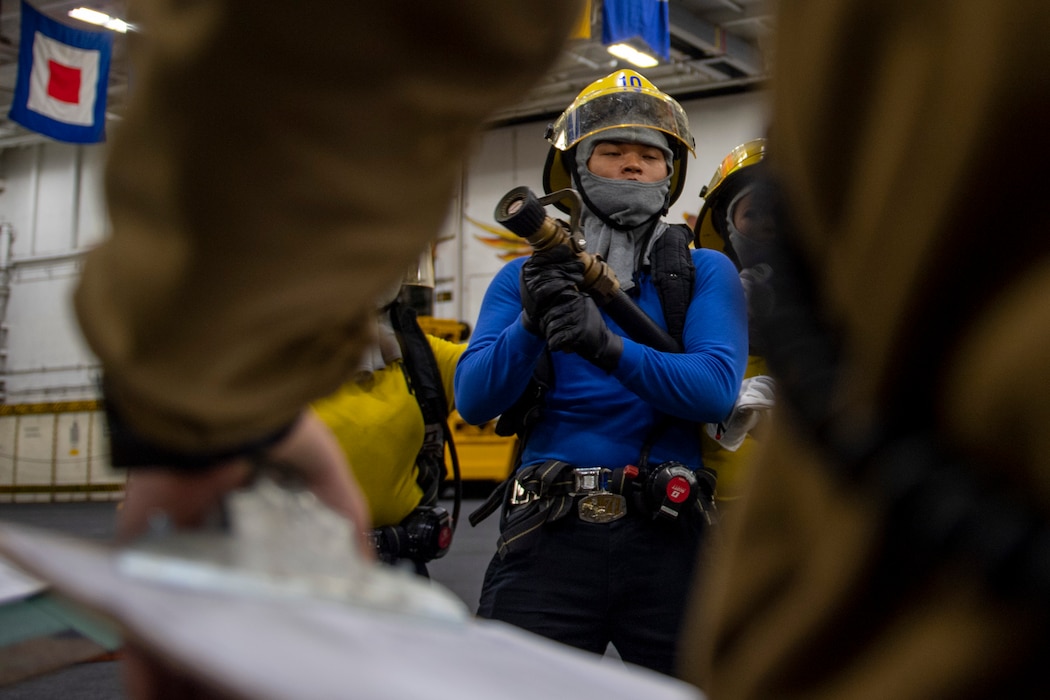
[574,467,626,523]
[573,467,604,494]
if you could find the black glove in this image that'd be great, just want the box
[519,246,584,335]
[542,291,623,372]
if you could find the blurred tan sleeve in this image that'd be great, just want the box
[74,0,583,456]
[685,0,1050,698]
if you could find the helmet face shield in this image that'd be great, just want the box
[543,70,695,213]
[548,88,694,154]
[701,139,768,202]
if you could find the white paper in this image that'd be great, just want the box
[0,553,47,605]
[0,523,705,700]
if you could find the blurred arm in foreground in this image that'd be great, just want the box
[73,2,585,697]
[73,0,585,534]
[684,0,1050,697]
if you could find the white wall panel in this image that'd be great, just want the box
[0,141,106,402]
[76,145,110,249]
[4,266,99,403]
[32,145,81,255]
[0,410,119,502]
[13,414,52,502]
[87,411,121,489]
[0,142,110,256]
[1,147,40,257]
[463,127,528,278]
[53,411,96,502]
[431,206,461,323]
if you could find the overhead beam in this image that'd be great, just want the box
[668,3,763,77]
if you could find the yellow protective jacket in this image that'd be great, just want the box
[310,336,463,528]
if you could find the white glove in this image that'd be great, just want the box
[706,375,777,451]
[738,264,773,303]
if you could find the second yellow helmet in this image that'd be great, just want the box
[694,138,768,251]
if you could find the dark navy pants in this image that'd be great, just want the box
[476,507,703,676]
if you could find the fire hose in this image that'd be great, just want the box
[493,186,682,354]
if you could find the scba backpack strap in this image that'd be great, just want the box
[649,223,696,347]
[389,301,453,508]
[473,350,553,527]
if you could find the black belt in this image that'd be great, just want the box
[470,460,716,559]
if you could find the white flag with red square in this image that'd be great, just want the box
[8,0,113,143]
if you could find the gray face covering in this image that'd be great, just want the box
[575,127,674,227]
[573,128,675,290]
[576,168,671,228]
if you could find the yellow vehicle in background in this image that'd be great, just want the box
[447,412,516,484]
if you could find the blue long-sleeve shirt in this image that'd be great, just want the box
[455,248,748,472]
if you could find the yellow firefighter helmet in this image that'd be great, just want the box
[694,138,768,251]
[542,70,696,214]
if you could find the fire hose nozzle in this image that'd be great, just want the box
[493,185,681,354]
[495,186,617,298]
[494,186,586,254]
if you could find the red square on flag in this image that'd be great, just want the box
[47,60,82,104]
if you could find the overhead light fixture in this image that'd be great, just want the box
[68,7,135,33]
[606,43,660,69]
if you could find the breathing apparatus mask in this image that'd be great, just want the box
[725,181,777,269]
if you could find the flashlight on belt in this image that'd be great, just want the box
[645,462,699,522]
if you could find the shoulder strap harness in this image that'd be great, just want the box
[649,223,696,346]
[389,302,454,508]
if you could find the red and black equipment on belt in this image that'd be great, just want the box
[369,505,454,565]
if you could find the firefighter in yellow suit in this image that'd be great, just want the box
[311,334,461,532]
[311,253,464,575]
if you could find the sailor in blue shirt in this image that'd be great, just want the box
[455,70,748,675]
